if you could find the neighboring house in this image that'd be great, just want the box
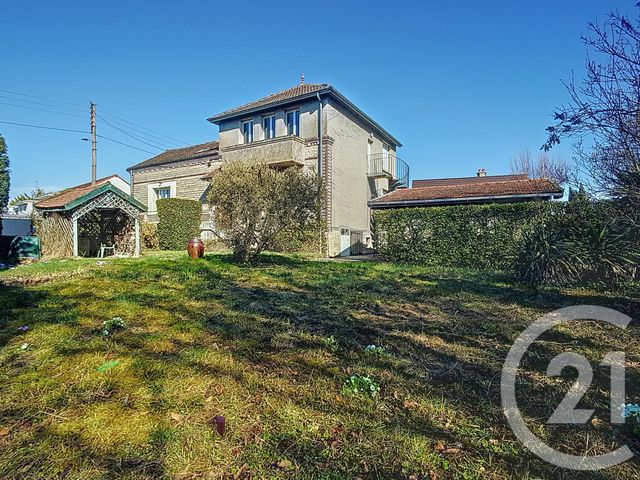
[128,81,408,256]
[127,142,220,239]
[369,170,563,209]
[1,199,35,239]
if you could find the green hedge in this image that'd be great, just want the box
[156,198,202,250]
[374,202,562,270]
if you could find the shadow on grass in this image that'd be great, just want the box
[0,254,638,479]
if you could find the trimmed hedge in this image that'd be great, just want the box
[374,202,562,270]
[156,198,201,250]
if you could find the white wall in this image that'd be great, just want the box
[107,176,131,194]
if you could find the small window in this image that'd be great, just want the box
[263,115,276,140]
[242,120,254,143]
[286,110,300,136]
[155,187,171,199]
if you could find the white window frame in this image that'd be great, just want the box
[147,181,177,212]
[285,109,300,137]
[262,114,276,140]
[242,119,254,144]
[155,186,171,199]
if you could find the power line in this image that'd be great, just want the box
[0,100,85,118]
[97,112,183,148]
[0,85,88,109]
[97,113,166,151]
[96,134,158,155]
[0,83,194,147]
[0,119,157,155]
[0,93,86,113]
[0,120,88,134]
[99,106,191,145]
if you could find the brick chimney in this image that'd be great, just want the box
[476,168,487,177]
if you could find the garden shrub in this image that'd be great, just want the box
[374,202,561,270]
[375,198,639,286]
[208,162,321,263]
[156,198,202,250]
[140,220,159,250]
[513,221,581,286]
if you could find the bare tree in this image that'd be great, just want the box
[510,150,570,185]
[543,9,640,210]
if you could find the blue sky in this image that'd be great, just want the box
[1,0,636,197]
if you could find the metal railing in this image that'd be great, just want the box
[367,153,409,188]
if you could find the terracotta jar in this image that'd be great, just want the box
[187,238,205,259]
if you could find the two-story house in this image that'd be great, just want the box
[127,81,408,256]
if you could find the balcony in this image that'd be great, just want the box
[220,136,306,168]
[367,153,409,188]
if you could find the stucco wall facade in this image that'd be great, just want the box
[218,99,319,149]
[323,99,396,256]
[216,95,400,257]
[133,91,401,256]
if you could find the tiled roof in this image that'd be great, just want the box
[412,174,528,188]
[371,177,563,207]
[209,84,328,121]
[127,141,219,171]
[35,175,125,209]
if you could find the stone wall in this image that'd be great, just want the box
[130,159,215,211]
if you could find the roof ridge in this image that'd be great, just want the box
[127,141,220,171]
[209,83,330,120]
[35,174,127,209]
[162,140,218,153]
[412,177,545,190]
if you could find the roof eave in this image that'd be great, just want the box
[326,86,402,147]
[38,184,146,212]
[369,191,564,209]
[127,152,220,172]
[207,87,333,124]
[207,86,402,147]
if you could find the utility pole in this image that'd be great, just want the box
[90,102,97,186]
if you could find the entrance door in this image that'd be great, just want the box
[340,228,350,256]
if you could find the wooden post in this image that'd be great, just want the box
[134,217,140,256]
[90,102,97,186]
[72,217,79,257]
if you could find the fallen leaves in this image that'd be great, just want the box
[276,459,294,470]
[434,440,463,455]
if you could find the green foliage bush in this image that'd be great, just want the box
[514,222,581,286]
[208,162,321,263]
[374,202,560,270]
[375,200,639,286]
[156,198,201,250]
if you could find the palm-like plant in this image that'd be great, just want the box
[579,224,639,282]
[515,224,582,286]
[9,186,50,205]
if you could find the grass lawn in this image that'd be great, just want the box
[0,252,639,479]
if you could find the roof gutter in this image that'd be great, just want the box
[316,92,323,176]
[368,191,564,209]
